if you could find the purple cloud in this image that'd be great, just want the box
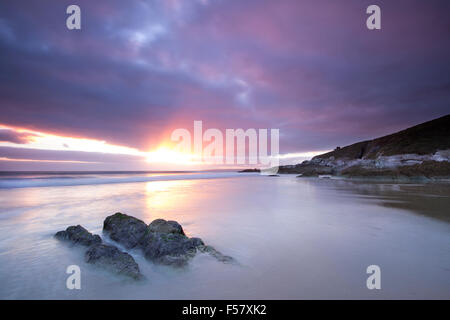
[0,0,449,161]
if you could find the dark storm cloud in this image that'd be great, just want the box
[0,0,449,157]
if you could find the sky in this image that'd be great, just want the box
[0,0,449,170]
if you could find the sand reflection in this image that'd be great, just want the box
[144,179,201,223]
[316,179,450,223]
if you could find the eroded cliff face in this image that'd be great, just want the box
[277,115,450,178]
[278,150,450,178]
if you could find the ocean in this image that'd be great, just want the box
[0,171,449,299]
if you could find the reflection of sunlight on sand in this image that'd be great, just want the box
[145,180,200,223]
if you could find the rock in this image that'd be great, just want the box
[55,225,101,247]
[198,245,235,264]
[102,213,235,267]
[103,212,147,249]
[148,219,185,235]
[138,227,234,267]
[56,223,144,280]
[85,244,142,280]
[238,168,260,173]
[139,231,202,267]
[155,255,192,267]
[190,237,205,247]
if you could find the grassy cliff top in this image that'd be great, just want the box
[314,114,450,160]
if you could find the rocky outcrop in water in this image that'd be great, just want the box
[55,213,235,280]
[54,225,101,247]
[148,218,185,235]
[103,213,148,249]
[139,231,204,267]
[103,213,234,267]
[85,244,141,280]
[238,168,260,173]
[197,245,235,263]
[54,225,142,280]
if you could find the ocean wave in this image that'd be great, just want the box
[0,172,255,189]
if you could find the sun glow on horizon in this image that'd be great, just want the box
[0,123,146,156]
[1,123,325,169]
[145,146,199,165]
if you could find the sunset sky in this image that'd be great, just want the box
[0,0,449,170]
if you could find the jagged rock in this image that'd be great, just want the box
[238,168,260,173]
[190,237,205,247]
[54,225,101,247]
[103,212,147,249]
[102,213,234,267]
[198,245,235,264]
[148,219,185,235]
[139,232,202,267]
[155,255,192,267]
[55,224,143,280]
[85,244,142,280]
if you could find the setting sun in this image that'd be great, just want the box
[146,147,198,165]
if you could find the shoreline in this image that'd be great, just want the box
[295,174,450,183]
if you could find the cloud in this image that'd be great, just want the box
[0,146,141,163]
[0,0,449,161]
[0,146,148,171]
[0,128,37,144]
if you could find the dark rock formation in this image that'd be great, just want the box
[54,225,101,247]
[103,213,234,267]
[148,219,185,235]
[238,168,260,173]
[85,244,142,280]
[103,212,147,249]
[55,224,142,280]
[197,245,234,264]
[139,232,202,267]
[56,213,235,274]
[278,161,335,176]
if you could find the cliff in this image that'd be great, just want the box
[278,114,450,179]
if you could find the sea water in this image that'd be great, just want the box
[0,172,448,299]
